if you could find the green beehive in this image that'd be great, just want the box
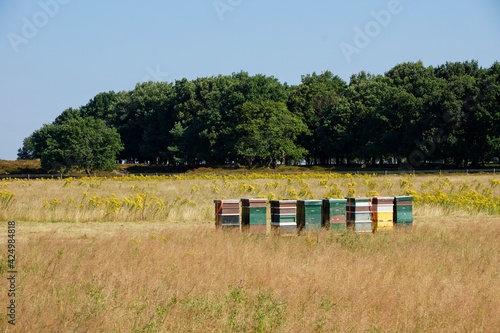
[241,198,267,234]
[248,207,266,224]
[322,199,347,231]
[394,196,413,224]
[241,199,267,225]
[395,195,413,202]
[297,200,322,232]
[395,205,413,223]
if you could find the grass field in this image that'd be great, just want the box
[1,172,499,223]
[1,173,499,332]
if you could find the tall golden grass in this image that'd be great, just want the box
[0,173,499,223]
[0,173,499,331]
[0,220,498,332]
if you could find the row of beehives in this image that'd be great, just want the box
[214,196,413,234]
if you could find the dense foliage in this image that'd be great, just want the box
[19,115,123,174]
[20,60,500,171]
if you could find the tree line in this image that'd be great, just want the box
[19,60,500,172]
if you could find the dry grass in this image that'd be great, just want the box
[0,173,499,331]
[0,173,499,223]
[0,160,41,174]
[0,219,499,332]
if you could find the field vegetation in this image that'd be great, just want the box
[0,172,499,332]
[0,159,41,175]
[0,172,499,223]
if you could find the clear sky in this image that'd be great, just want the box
[1,0,499,160]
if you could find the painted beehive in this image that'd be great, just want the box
[214,199,240,230]
[297,200,322,233]
[394,196,413,225]
[241,198,267,234]
[322,198,347,232]
[372,196,394,232]
[270,200,297,235]
[346,197,372,232]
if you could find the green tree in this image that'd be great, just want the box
[21,116,123,175]
[124,82,175,163]
[234,101,308,167]
[18,120,58,160]
[81,91,122,126]
[480,62,500,163]
[17,135,36,160]
[317,95,351,164]
[433,61,485,166]
[288,71,347,165]
[168,73,289,166]
[344,73,394,164]
[167,78,205,165]
[384,62,439,166]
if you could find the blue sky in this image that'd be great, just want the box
[1,0,499,160]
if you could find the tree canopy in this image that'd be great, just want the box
[20,116,123,175]
[19,62,500,171]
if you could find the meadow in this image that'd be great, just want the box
[0,172,499,332]
[1,172,499,223]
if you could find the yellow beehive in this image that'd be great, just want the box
[372,197,394,232]
[373,211,393,222]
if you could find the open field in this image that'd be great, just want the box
[1,173,499,223]
[0,173,499,332]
